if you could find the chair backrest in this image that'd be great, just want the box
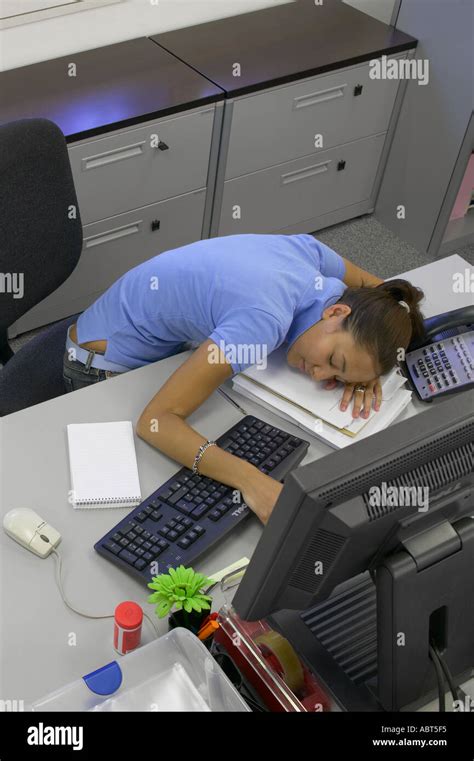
[0,118,83,332]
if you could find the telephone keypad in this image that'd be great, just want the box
[405,328,474,400]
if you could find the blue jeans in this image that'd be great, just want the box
[62,351,124,393]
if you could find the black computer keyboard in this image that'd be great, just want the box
[95,415,309,584]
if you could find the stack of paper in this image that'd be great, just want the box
[232,347,412,449]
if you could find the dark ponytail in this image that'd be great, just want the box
[338,278,426,375]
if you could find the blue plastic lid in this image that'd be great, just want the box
[83,661,123,696]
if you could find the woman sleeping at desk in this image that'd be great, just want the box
[63,233,425,523]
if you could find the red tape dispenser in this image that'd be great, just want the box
[214,606,332,712]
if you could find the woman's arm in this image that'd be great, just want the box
[341,257,384,288]
[136,339,282,524]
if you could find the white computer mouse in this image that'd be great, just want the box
[3,508,61,558]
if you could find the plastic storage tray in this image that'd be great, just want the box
[30,627,250,712]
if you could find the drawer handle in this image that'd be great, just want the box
[84,221,142,248]
[82,141,146,171]
[293,84,347,110]
[281,160,331,185]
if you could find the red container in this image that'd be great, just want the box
[114,601,143,655]
[214,605,334,712]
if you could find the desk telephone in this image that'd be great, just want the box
[400,305,474,401]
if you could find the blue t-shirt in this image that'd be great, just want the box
[76,233,346,373]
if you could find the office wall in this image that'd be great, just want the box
[374,0,473,254]
[0,0,290,71]
[343,0,398,24]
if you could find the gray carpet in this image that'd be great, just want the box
[8,214,474,354]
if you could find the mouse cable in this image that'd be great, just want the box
[429,643,446,712]
[50,547,159,638]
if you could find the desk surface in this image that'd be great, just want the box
[0,254,470,706]
[0,38,223,143]
[152,0,417,98]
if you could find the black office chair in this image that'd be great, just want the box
[0,118,83,416]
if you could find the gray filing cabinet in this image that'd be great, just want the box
[9,105,218,336]
[212,54,410,237]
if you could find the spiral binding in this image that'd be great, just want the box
[75,496,140,506]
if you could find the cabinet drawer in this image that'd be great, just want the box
[218,133,385,236]
[69,108,214,225]
[225,58,403,179]
[11,189,206,334]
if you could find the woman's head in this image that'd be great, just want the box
[287,279,425,383]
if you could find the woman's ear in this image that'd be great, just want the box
[322,303,351,321]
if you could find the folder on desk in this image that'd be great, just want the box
[232,347,412,449]
[66,421,142,508]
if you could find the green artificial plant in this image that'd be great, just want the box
[147,565,215,626]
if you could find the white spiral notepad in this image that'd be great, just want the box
[66,421,142,509]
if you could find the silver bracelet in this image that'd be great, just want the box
[192,440,217,475]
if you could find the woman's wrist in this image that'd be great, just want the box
[233,459,260,494]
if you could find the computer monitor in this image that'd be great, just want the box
[233,390,474,710]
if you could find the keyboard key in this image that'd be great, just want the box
[150,511,162,522]
[192,503,210,518]
[135,512,148,523]
[128,543,138,553]
[112,532,122,542]
[168,530,179,541]
[158,540,169,551]
[177,537,191,549]
[134,526,144,535]
[119,537,130,547]
[143,506,153,516]
[135,548,145,557]
[168,519,178,528]
[176,500,194,515]
[142,541,153,551]
[120,522,138,536]
[209,509,224,521]
[103,540,121,555]
[159,527,170,537]
[187,530,199,542]
[168,486,190,505]
[134,559,147,571]
[141,530,152,540]
[142,552,153,562]
[182,517,193,528]
[159,489,173,501]
[119,549,138,565]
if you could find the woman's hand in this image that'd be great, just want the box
[324,378,382,418]
[240,469,284,525]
